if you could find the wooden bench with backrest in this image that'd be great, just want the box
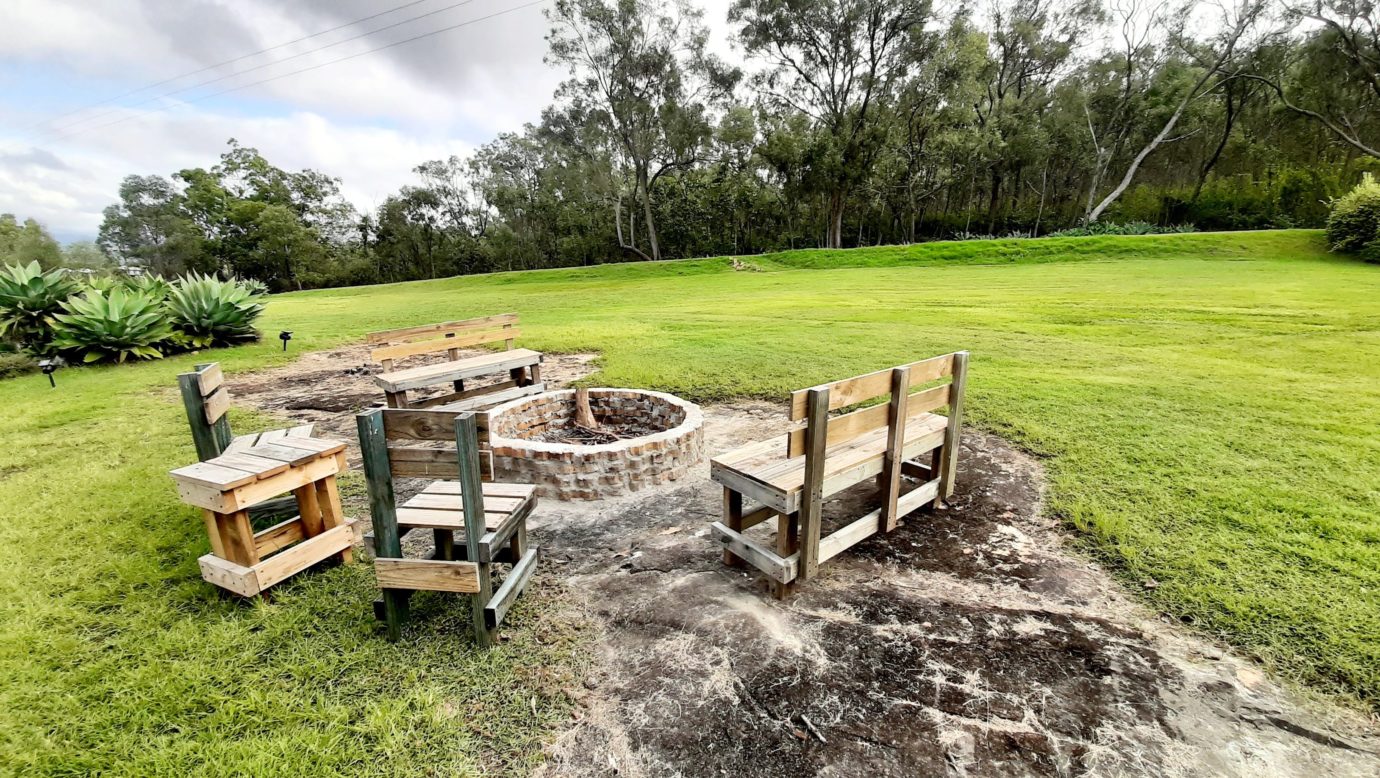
[709,351,969,597]
[357,407,539,644]
[368,313,544,411]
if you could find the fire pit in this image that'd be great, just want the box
[484,388,705,500]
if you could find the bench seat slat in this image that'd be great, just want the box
[375,349,542,392]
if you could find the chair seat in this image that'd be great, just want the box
[710,412,949,514]
[375,349,542,393]
[396,481,537,531]
[224,423,315,455]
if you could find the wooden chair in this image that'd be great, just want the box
[709,351,969,597]
[177,361,315,519]
[368,313,544,411]
[357,407,540,644]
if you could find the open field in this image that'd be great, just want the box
[1,229,1377,772]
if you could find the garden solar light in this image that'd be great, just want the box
[279,331,293,351]
[39,357,64,388]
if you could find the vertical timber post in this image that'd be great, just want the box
[358,410,409,640]
[881,366,910,532]
[938,351,969,502]
[798,387,829,581]
[456,413,498,648]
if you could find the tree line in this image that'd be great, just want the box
[16,0,1380,291]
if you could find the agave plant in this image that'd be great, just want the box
[0,261,80,356]
[121,273,172,301]
[50,287,172,363]
[166,273,265,349]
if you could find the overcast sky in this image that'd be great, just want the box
[0,0,736,243]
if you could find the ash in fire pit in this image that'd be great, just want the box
[484,388,705,500]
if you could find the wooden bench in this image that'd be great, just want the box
[369,314,544,411]
[709,351,969,597]
[357,407,540,644]
[169,436,355,596]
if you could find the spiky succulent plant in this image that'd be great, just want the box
[49,287,171,363]
[166,273,265,349]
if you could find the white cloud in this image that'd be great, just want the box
[0,0,746,241]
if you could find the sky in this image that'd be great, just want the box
[0,0,736,243]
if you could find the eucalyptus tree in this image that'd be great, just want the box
[1084,0,1267,222]
[547,0,737,261]
[1249,1,1380,158]
[732,0,936,248]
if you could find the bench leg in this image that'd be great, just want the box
[294,484,325,537]
[385,390,408,409]
[314,476,352,564]
[433,529,456,561]
[215,510,259,567]
[722,487,745,567]
[528,363,541,386]
[509,521,527,559]
[773,511,798,600]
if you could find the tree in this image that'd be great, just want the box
[0,214,62,269]
[548,0,737,261]
[1247,1,1380,158]
[1085,0,1267,222]
[733,0,935,248]
[97,176,206,276]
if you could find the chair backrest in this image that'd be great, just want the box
[785,352,968,458]
[358,407,494,480]
[357,408,490,561]
[366,314,519,372]
[178,362,233,460]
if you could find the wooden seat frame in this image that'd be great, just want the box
[357,407,540,645]
[368,313,544,411]
[710,351,969,597]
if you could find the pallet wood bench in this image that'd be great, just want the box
[357,407,540,644]
[368,313,544,411]
[709,351,969,597]
[169,436,355,596]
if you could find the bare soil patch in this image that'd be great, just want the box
[229,349,1378,777]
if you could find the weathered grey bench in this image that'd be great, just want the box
[709,351,969,597]
[369,314,544,411]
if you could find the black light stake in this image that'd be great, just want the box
[39,357,63,388]
[279,331,293,351]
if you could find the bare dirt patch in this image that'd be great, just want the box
[229,348,1378,777]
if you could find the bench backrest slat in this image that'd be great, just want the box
[368,314,519,366]
[786,382,952,457]
[365,407,494,480]
[179,362,234,460]
[788,353,953,421]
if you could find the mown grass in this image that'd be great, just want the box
[0,229,1376,773]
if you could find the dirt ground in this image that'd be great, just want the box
[226,348,1380,777]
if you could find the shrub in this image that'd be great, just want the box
[1325,174,1380,258]
[166,273,265,349]
[1046,221,1197,238]
[0,261,80,356]
[49,288,171,363]
[0,351,37,379]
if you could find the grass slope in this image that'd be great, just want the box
[1,230,1376,772]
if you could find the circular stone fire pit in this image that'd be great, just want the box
[485,389,705,500]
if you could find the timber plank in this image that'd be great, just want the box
[202,387,231,424]
[484,547,539,628]
[371,327,522,363]
[367,313,518,344]
[709,522,797,583]
[195,363,224,396]
[375,349,541,392]
[789,353,954,419]
[375,558,482,594]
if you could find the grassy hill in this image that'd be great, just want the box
[1,229,1377,772]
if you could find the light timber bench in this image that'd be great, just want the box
[169,436,355,596]
[368,314,544,411]
[357,407,540,644]
[709,351,969,597]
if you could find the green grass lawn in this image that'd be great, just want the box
[1,230,1377,773]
